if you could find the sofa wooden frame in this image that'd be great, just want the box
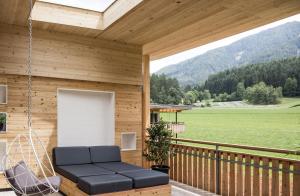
[59,175,171,196]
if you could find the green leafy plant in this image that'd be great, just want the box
[144,119,173,166]
[0,113,6,124]
[244,82,282,105]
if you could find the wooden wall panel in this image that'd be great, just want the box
[0,0,37,26]
[0,74,143,188]
[0,24,142,86]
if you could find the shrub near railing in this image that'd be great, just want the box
[167,138,300,196]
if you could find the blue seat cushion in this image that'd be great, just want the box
[78,174,132,195]
[55,164,114,183]
[53,147,91,166]
[94,162,144,172]
[90,146,121,163]
[119,169,169,188]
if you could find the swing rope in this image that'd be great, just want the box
[27,0,33,131]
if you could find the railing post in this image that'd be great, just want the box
[215,144,221,194]
[175,112,178,144]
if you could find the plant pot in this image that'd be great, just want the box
[151,165,170,174]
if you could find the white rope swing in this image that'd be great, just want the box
[2,0,61,195]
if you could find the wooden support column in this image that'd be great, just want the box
[142,55,150,168]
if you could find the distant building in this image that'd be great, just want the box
[150,104,191,136]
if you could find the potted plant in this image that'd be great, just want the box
[0,113,6,132]
[144,119,173,174]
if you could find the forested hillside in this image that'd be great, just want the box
[151,57,300,105]
[156,22,300,86]
[204,57,300,96]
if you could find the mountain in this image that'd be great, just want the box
[156,22,300,86]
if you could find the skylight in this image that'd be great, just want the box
[40,0,116,12]
[33,0,143,30]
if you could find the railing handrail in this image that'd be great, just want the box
[150,122,185,124]
[171,138,300,155]
[170,143,300,164]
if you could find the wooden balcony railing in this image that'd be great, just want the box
[167,138,300,196]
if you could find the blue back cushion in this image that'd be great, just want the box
[90,146,121,163]
[53,147,91,166]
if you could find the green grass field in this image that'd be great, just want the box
[161,98,300,159]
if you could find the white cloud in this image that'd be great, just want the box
[150,14,300,73]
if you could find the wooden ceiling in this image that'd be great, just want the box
[0,0,300,59]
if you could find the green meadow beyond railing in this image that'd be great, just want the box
[168,138,300,196]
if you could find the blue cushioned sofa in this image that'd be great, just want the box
[53,146,169,195]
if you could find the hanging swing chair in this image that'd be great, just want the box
[1,0,61,195]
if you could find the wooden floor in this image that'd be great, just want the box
[0,182,218,196]
[170,181,218,196]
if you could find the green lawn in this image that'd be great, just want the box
[161,98,300,159]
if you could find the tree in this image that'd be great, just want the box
[183,91,198,105]
[197,89,211,101]
[284,77,298,96]
[213,92,229,102]
[236,82,245,100]
[203,90,211,100]
[219,93,229,102]
[167,87,183,104]
[144,120,172,166]
[150,74,184,104]
[198,91,204,101]
[244,82,282,105]
[204,57,300,97]
[184,85,192,92]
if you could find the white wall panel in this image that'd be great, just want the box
[57,89,115,147]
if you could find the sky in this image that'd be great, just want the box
[150,14,300,73]
[40,0,116,12]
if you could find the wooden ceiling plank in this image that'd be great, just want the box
[100,0,196,42]
[126,0,225,44]
[145,16,262,59]
[98,0,170,40]
[143,0,300,59]
[145,7,300,59]
[103,0,143,29]
[143,7,252,54]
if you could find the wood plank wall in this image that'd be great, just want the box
[0,24,143,188]
[0,23,143,86]
[0,74,143,188]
